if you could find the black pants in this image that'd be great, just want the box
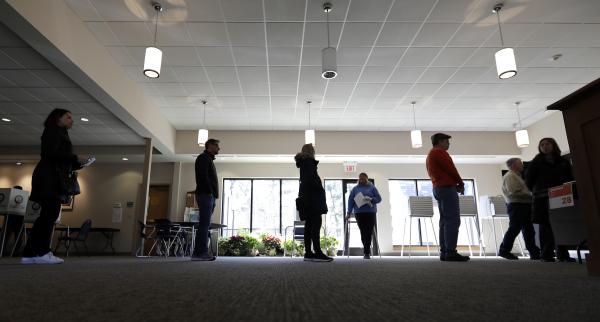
[355,212,376,255]
[23,198,61,257]
[303,215,322,254]
[499,203,540,256]
[539,221,571,260]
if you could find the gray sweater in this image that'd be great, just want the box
[502,170,532,204]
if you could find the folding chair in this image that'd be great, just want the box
[458,195,485,257]
[489,196,524,256]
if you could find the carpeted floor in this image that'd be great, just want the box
[1,256,599,322]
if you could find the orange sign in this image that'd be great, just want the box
[548,182,574,209]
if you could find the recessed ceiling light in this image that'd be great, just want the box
[16,162,22,166]
[1,117,11,122]
[122,157,129,161]
[81,117,89,122]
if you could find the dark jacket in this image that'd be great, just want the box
[195,151,219,198]
[30,125,81,202]
[295,152,327,219]
[525,153,574,223]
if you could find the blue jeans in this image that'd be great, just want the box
[194,194,215,256]
[433,186,460,255]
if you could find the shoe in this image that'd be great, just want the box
[499,251,519,260]
[32,252,64,264]
[303,253,315,262]
[312,252,333,262]
[20,257,36,265]
[440,255,446,261]
[444,253,470,262]
[541,257,556,262]
[558,257,576,263]
[191,254,216,261]
[363,254,371,259]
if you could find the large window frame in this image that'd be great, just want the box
[388,178,477,246]
[221,178,299,236]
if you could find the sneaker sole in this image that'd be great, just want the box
[312,258,333,262]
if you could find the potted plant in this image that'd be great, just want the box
[320,236,339,257]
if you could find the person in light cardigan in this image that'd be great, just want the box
[499,158,541,260]
[347,173,382,259]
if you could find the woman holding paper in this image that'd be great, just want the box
[21,109,93,265]
[347,173,382,259]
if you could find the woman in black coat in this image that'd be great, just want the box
[295,143,332,262]
[525,137,575,262]
[21,109,87,265]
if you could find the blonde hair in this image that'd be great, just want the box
[301,143,315,156]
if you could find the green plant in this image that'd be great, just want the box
[283,240,305,256]
[321,236,339,257]
[260,234,282,256]
[240,233,260,256]
[218,235,255,256]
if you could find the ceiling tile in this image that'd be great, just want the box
[195,47,234,66]
[339,23,384,47]
[268,47,301,66]
[264,0,306,21]
[413,23,461,46]
[266,23,303,46]
[347,0,394,21]
[187,23,230,46]
[227,23,266,46]
[231,47,267,66]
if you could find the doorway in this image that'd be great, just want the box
[148,185,170,222]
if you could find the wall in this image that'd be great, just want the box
[175,161,505,253]
[521,111,570,160]
[0,162,173,253]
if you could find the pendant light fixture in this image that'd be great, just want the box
[197,100,209,147]
[321,3,337,79]
[143,2,163,78]
[493,3,517,79]
[410,101,422,148]
[514,101,529,148]
[305,101,316,146]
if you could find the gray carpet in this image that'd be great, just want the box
[1,256,599,322]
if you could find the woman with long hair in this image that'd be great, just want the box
[295,143,333,262]
[21,109,90,264]
[526,137,575,262]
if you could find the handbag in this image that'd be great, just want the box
[57,167,81,196]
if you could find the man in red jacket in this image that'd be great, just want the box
[426,133,470,262]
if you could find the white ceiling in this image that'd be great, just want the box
[0,22,144,146]
[63,0,600,131]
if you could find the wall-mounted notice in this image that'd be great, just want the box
[112,203,123,223]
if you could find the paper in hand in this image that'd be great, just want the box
[354,192,367,208]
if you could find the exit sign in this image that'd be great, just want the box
[343,161,357,173]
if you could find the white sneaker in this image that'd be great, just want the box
[34,252,64,264]
[20,257,36,265]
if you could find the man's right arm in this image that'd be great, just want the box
[195,156,210,192]
[505,174,531,199]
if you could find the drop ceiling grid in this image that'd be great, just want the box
[0,22,144,146]
[63,0,600,131]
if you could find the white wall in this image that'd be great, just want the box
[175,161,505,253]
[521,111,570,160]
[0,162,173,253]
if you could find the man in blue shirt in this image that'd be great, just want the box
[347,173,382,259]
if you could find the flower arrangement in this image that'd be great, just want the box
[218,233,283,256]
[320,236,339,257]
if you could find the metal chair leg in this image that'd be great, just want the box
[491,218,499,256]
[401,217,407,257]
[464,217,473,257]
[422,218,431,257]
[429,217,440,256]
[408,217,412,258]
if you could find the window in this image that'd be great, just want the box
[222,179,298,236]
[389,179,477,246]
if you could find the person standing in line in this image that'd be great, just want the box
[426,133,470,262]
[347,173,382,259]
[21,109,91,264]
[192,139,221,261]
[498,158,541,260]
[526,137,575,262]
[295,143,333,262]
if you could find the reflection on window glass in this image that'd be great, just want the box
[389,180,417,245]
[252,180,280,235]
[222,180,251,237]
[417,180,433,196]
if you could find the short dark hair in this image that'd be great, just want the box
[431,133,451,146]
[44,108,71,128]
[13,185,23,190]
[359,172,368,178]
[205,138,220,148]
[506,158,521,169]
[538,137,561,156]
